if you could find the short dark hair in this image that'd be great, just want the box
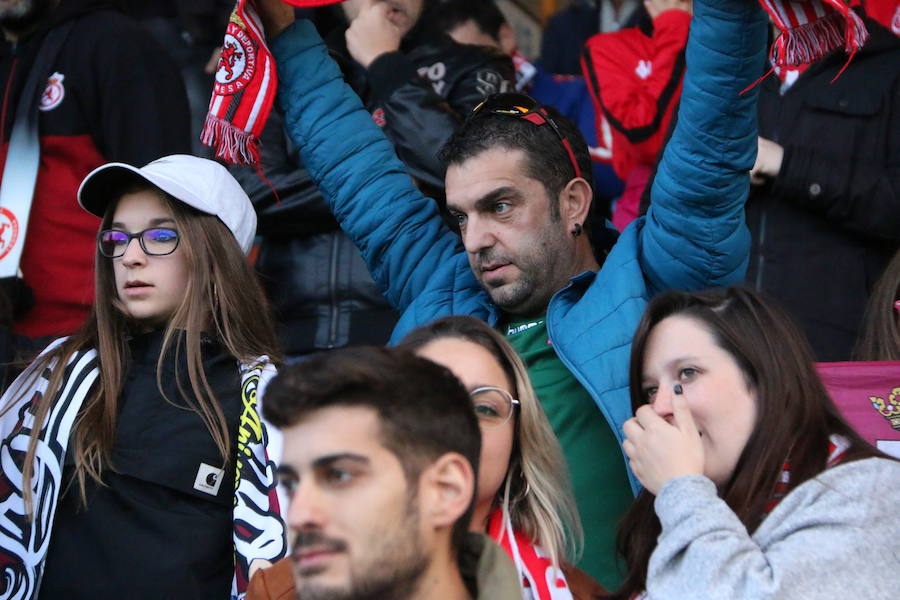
[433,0,507,40]
[438,102,594,221]
[263,345,481,552]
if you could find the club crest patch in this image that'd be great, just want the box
[39,72,65,112]
[215,21,256,95]
[0,207,20,261]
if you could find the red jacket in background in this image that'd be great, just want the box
[582,9,690,230]
[0,0,191,337]
[866,0,900,34]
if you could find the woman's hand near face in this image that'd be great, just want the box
[622,395,704,495]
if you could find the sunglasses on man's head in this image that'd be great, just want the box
[468,92,582,180]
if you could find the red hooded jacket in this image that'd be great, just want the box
[581,9,690,190]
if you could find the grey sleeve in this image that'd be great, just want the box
[646,466,900,600]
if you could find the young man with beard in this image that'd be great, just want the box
[0,0,189,339]
[257,0,768,588]
[253,346,521,600]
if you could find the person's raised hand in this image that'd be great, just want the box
[256,0,296,40]
[622,394,704,495]
[643,0,693,19]
[345,0,403,69]
[750,136,785,185]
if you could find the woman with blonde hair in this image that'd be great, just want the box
[401,316,598,599]
[0,155,285,599]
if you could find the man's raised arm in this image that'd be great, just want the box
[637,0,767,293]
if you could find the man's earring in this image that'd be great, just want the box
[572,223,583,237]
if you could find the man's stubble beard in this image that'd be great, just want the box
[296,500,429,600]
[478,223,573,317]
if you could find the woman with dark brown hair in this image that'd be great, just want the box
[855,248,900,360]
[0,155,285,599]
[614,286,900,600]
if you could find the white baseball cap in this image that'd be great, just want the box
[77,154,256,254]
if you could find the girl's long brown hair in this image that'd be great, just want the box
[611,287,886,600]
[855,249,900,360]
[11,184,280,515]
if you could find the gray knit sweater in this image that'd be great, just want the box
[646,458,900,599]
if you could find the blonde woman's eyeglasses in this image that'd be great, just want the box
[469,386,519,428]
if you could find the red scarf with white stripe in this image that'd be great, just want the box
[202,0,278,166]
[764,434,851,513]
[758,0,869,73]
[487,509,573,600]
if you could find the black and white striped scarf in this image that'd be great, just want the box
[0,339,285,599]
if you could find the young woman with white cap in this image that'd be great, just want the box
[0,155,285,599]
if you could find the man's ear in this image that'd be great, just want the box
[559,177,593,232]
[420,452,475,530]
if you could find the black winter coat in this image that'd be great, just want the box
[745,18,900,361]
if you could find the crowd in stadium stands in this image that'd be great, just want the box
[0,0,897,599]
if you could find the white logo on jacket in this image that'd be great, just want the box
[194,462,225,495]
[417,61,447,95]
[635,60,652,80]
[39,72,65,111]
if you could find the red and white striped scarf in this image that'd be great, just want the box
[487,509,573,600]
[203,0,346,166]
[202,0,278,166]
[758,0,868,72]
[764,434,851,513]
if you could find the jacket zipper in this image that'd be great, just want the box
[544,284,641,496]
[326,233,340,348]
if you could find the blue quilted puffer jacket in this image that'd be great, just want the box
[271,0,768,493]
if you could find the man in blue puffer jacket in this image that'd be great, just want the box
[257,0,766,588]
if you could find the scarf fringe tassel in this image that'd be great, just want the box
[201,114,261,166]
[770,10,869,67]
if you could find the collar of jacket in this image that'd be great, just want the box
[457,533,522,600]
[483,269,598,328]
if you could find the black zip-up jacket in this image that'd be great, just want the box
[325,15,515,193]
[745,18,900,361]
[231,13,513,355]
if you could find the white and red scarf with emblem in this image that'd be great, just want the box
[0,339,285,600]
[487,509,573,600]
[203,0,344,166]
[202,0,278,166]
